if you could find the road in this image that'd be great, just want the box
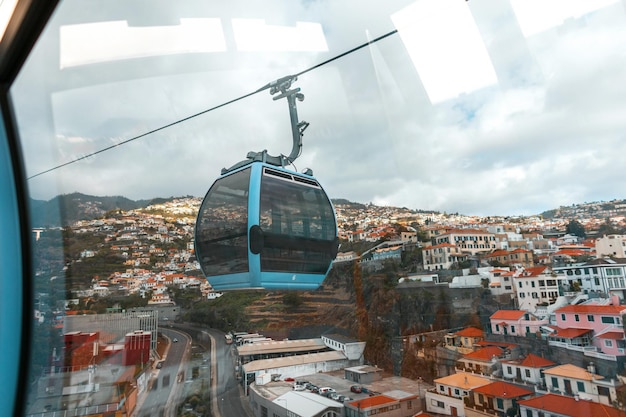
[137,328,190,417]
[169,324,252,417]
[206,329,250,417]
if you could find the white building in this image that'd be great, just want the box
[513,266,563,312]
[595,235,626,258]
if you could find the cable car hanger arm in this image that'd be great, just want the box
[222,75,310,175]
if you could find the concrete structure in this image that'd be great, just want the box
[322,334,366,361]
[344,365,383,384]
[241,351,356,392]
[249,385,343,417]
[248,372,423,417]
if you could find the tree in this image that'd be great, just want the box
[566,219,586,238]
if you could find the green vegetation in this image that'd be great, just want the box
[183,291,265,331]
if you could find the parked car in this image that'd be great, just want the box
[329,393,340,401]
[350,385,362,393]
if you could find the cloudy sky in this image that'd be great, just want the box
[11,0,626,216]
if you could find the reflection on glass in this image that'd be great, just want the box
[259,172,336,273]
[195,168,250,276]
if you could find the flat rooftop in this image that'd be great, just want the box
[237,338,327,356]
[252,371,430,403]
[243,351,346,372]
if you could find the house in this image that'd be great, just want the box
[501,353,555,385]
[542,363,617,403]
[444,327,484,354]
[344,394,405,417]
[456,347,507,377]
[486,269,516,300]
[483,249,534,268]
[422,243,467,271]
[512,266,563,312]
[518,393,623,417]
[553,303,626,356]
[490,310,547,336]
[464,381,533,417]
[425,372,491,417]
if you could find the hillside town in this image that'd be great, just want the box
[31,196,626,417]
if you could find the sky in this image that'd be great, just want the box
[11,0,626,217]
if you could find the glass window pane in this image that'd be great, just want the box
[195,169,250,276]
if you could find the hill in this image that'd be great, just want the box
[29,193,186,227]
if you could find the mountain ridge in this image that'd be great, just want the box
[29,192,626,227]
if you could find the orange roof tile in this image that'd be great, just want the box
[434,372,491,389]
[542,364,602,381]
[490,310,525,320]
[472,381,533,398]
[555,304,626,315]
[518,394,622,417]
[518,353,555,368]
[454,327,484,337]
[347,395,396,409]
[551,327,592,339]
[462,346,503,361]
[597,330,625,340]
[517,266,549,277]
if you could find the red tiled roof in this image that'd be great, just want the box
[518,353,555,368]
[427,243,457,250]
[553,249,587,256]
[518,393,623,417]
[454,327,484,337]
[347,395,396,409]
[475,341,517,349]
[472,381,533,398]
[551,327,592,339]
[463,346,503,361]
[490,310,525,320]
[597,330,625,340]
[517,266,549,277]
[555,304,626,315]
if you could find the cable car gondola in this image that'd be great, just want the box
[194,76,339,290]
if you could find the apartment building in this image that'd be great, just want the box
[553,258,626,300]
[422,243,467,271]
[432,228,497,256]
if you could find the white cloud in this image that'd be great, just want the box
[14,0,626,217]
